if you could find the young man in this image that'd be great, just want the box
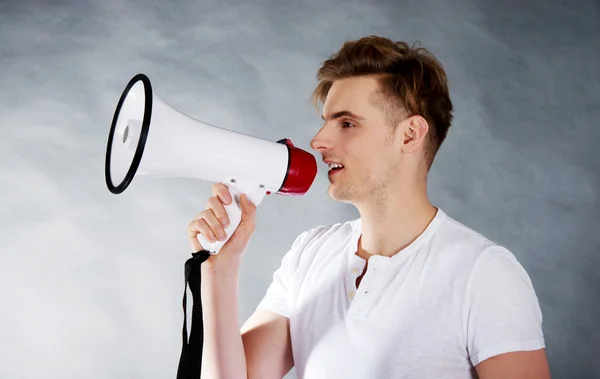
[189,36,551,378]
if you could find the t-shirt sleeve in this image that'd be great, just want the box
[464,245,546,366]
[256,229,312,318]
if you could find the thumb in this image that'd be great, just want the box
[239,193,256,221]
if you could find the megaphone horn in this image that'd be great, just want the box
[105,73,318,253]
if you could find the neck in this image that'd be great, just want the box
[354,177,438,259]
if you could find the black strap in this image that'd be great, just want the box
[177,250,211,379]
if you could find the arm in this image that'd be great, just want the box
[200,255,248,379]
[191,184,295,378]
[200,256,294,379]
[241,309,294,379]
[465,246,549,378]
[239,230,315,378]
[475,349,551,379]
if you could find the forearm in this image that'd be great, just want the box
[200,256,247,379]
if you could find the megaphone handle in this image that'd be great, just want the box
[196,177,267,254]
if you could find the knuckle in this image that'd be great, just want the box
[188,217,219,243]
[188,219,200,230]
[218,189,232,204]
[216,208,229,222]
[196,209,209,220]
[206,196,218,208]
[219,216,230,227]
[213,209,228,225]
[196,219,206,228]
[212,183,226,195]
[205,215,224,237]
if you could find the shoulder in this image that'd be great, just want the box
[434,211,499,256]
[435,213,542,320]
[429,210,532,285]
[304,219,358,248]
[283,218,359,266]
[467,244,537,295]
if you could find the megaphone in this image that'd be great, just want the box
[105,73,318,254]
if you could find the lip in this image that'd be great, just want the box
[324,160,345,177]
[328,167,344,176]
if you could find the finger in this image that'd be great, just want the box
[202,208,228,242]
[206,196,230,228]
[212,183,232,205]
[195,201,216,220]
[188,217,216,242]
[188,218,215,251]
[238,194,257,236]
[194,205,215,221]
[189,237,202,253]
[240,193,257,216]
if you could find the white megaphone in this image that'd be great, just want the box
[105,73,318,254]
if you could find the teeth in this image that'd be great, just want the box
[328,163,344,170]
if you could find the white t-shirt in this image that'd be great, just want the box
[257,208,545,379]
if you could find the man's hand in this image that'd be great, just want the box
[188,182,257,264]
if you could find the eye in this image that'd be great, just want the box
[341,121,354,128]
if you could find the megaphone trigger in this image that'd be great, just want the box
[196,176,268,254]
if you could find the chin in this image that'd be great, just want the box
[328,185,355,203]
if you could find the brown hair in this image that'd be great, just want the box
[312,35,454,170]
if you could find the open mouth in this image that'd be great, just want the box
[328,163,344,175]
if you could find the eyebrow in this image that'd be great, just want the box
[321,110,366,122]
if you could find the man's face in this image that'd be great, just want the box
[310,76,406,204]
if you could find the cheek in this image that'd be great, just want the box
[345,138,392,173]
[361,151,399,176]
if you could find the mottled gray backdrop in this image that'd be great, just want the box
[1,0,598,378]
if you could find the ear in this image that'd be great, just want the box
[400,115,429,153]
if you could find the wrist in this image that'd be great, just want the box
[201,252,243,276]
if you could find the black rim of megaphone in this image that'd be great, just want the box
[105,73,153,194]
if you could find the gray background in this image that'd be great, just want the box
[1,0,598,378]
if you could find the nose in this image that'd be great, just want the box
[310,126,334,152]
